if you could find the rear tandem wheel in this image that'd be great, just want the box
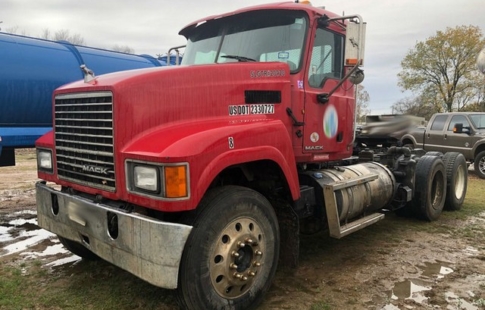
[412,155,447,221]
[442,152,467,210]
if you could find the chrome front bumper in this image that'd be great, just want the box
[36,182,192,289]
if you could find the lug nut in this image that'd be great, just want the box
[253,262,261,267]
[242,276,248,281]
[231,251,240,258]
[255,250,262,256]
[246,238,254,244]
[233,273,242,279]
[248,271,256,277]
[238,241,246,248]
[230,263,238,270]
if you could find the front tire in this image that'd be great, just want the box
[474,151,485,179]
[177,186,280,310]
[58,236,99,260]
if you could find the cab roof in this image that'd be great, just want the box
[179,1,340,38]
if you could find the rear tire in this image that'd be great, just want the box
[443,152,467,211]
[176,186,279,310]
[413,156,447,221]
[424,151,443,157]
[474,151,485,179]
[58,236,99,260]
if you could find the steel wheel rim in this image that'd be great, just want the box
[454,165,466,200]
[480,156,485,174]
[210,216,265,299]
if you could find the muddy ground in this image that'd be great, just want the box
[0,149,484,309]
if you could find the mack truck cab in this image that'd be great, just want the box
[35,2,466,309]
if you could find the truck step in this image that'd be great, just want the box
[336,213,384,238]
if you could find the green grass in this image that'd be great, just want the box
[0,259,178,310]
[310,301,332,310]
[0,178,482,310]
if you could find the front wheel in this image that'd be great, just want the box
[176,186,280,310]
[58,236,99,260]
[474,151,485,179]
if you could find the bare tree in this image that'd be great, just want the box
[391,96,436,120]
[53,29,85,45]
[356,85,370,123]
[40,28,51,40]
[111,44,135,54]
[39,29,86,44]
[4,25,20,34]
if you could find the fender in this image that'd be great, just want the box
[121,117,299,211]
[401,132,421,147]
[472,139,485,157]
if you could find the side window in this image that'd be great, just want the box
[308,28,343,88]
[448,115,470,131]
[430,115,448,131]
[260,50,301,71]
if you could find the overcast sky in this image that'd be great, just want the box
[2,0,484,114]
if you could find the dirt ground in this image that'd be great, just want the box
[1,149,484,309]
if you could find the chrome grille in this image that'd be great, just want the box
[54,92,115,191]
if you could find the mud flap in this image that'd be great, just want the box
[273,199,300,268]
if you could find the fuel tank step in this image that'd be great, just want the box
[337,213,384,238]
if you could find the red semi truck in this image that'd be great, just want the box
[35,2,467,309]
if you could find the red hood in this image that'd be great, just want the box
[55,62,292,153]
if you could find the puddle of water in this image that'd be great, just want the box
[21,243,68,259]
[421,261,454,279]
[445,291,478,310]
[9,210,37,217]
[1,229,56,257]
[463,246,479,256]
[0,213,82,268]
[45,255,81,267]
[388,278,432,304]
[385,261,457,308]
[0,225,14,243]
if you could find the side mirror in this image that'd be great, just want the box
[349,68,364,85]
[453,123,471,134]
[453,123,463,133]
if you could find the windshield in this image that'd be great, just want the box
[181,10,308,72]
[469,114,485,129]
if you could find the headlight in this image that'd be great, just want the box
[134,165,159,192]
[37,149,53,172]
[126,161,189,199]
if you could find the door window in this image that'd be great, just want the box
[308,28,343,88]
[430,115,448,131]
[447,115,470,131]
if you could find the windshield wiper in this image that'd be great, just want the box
[221,55,256,62]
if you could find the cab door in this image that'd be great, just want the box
[442,114,474,158]
[302,25,354,160]
[425,115,449,151]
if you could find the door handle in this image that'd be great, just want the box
[444,134,447,139]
